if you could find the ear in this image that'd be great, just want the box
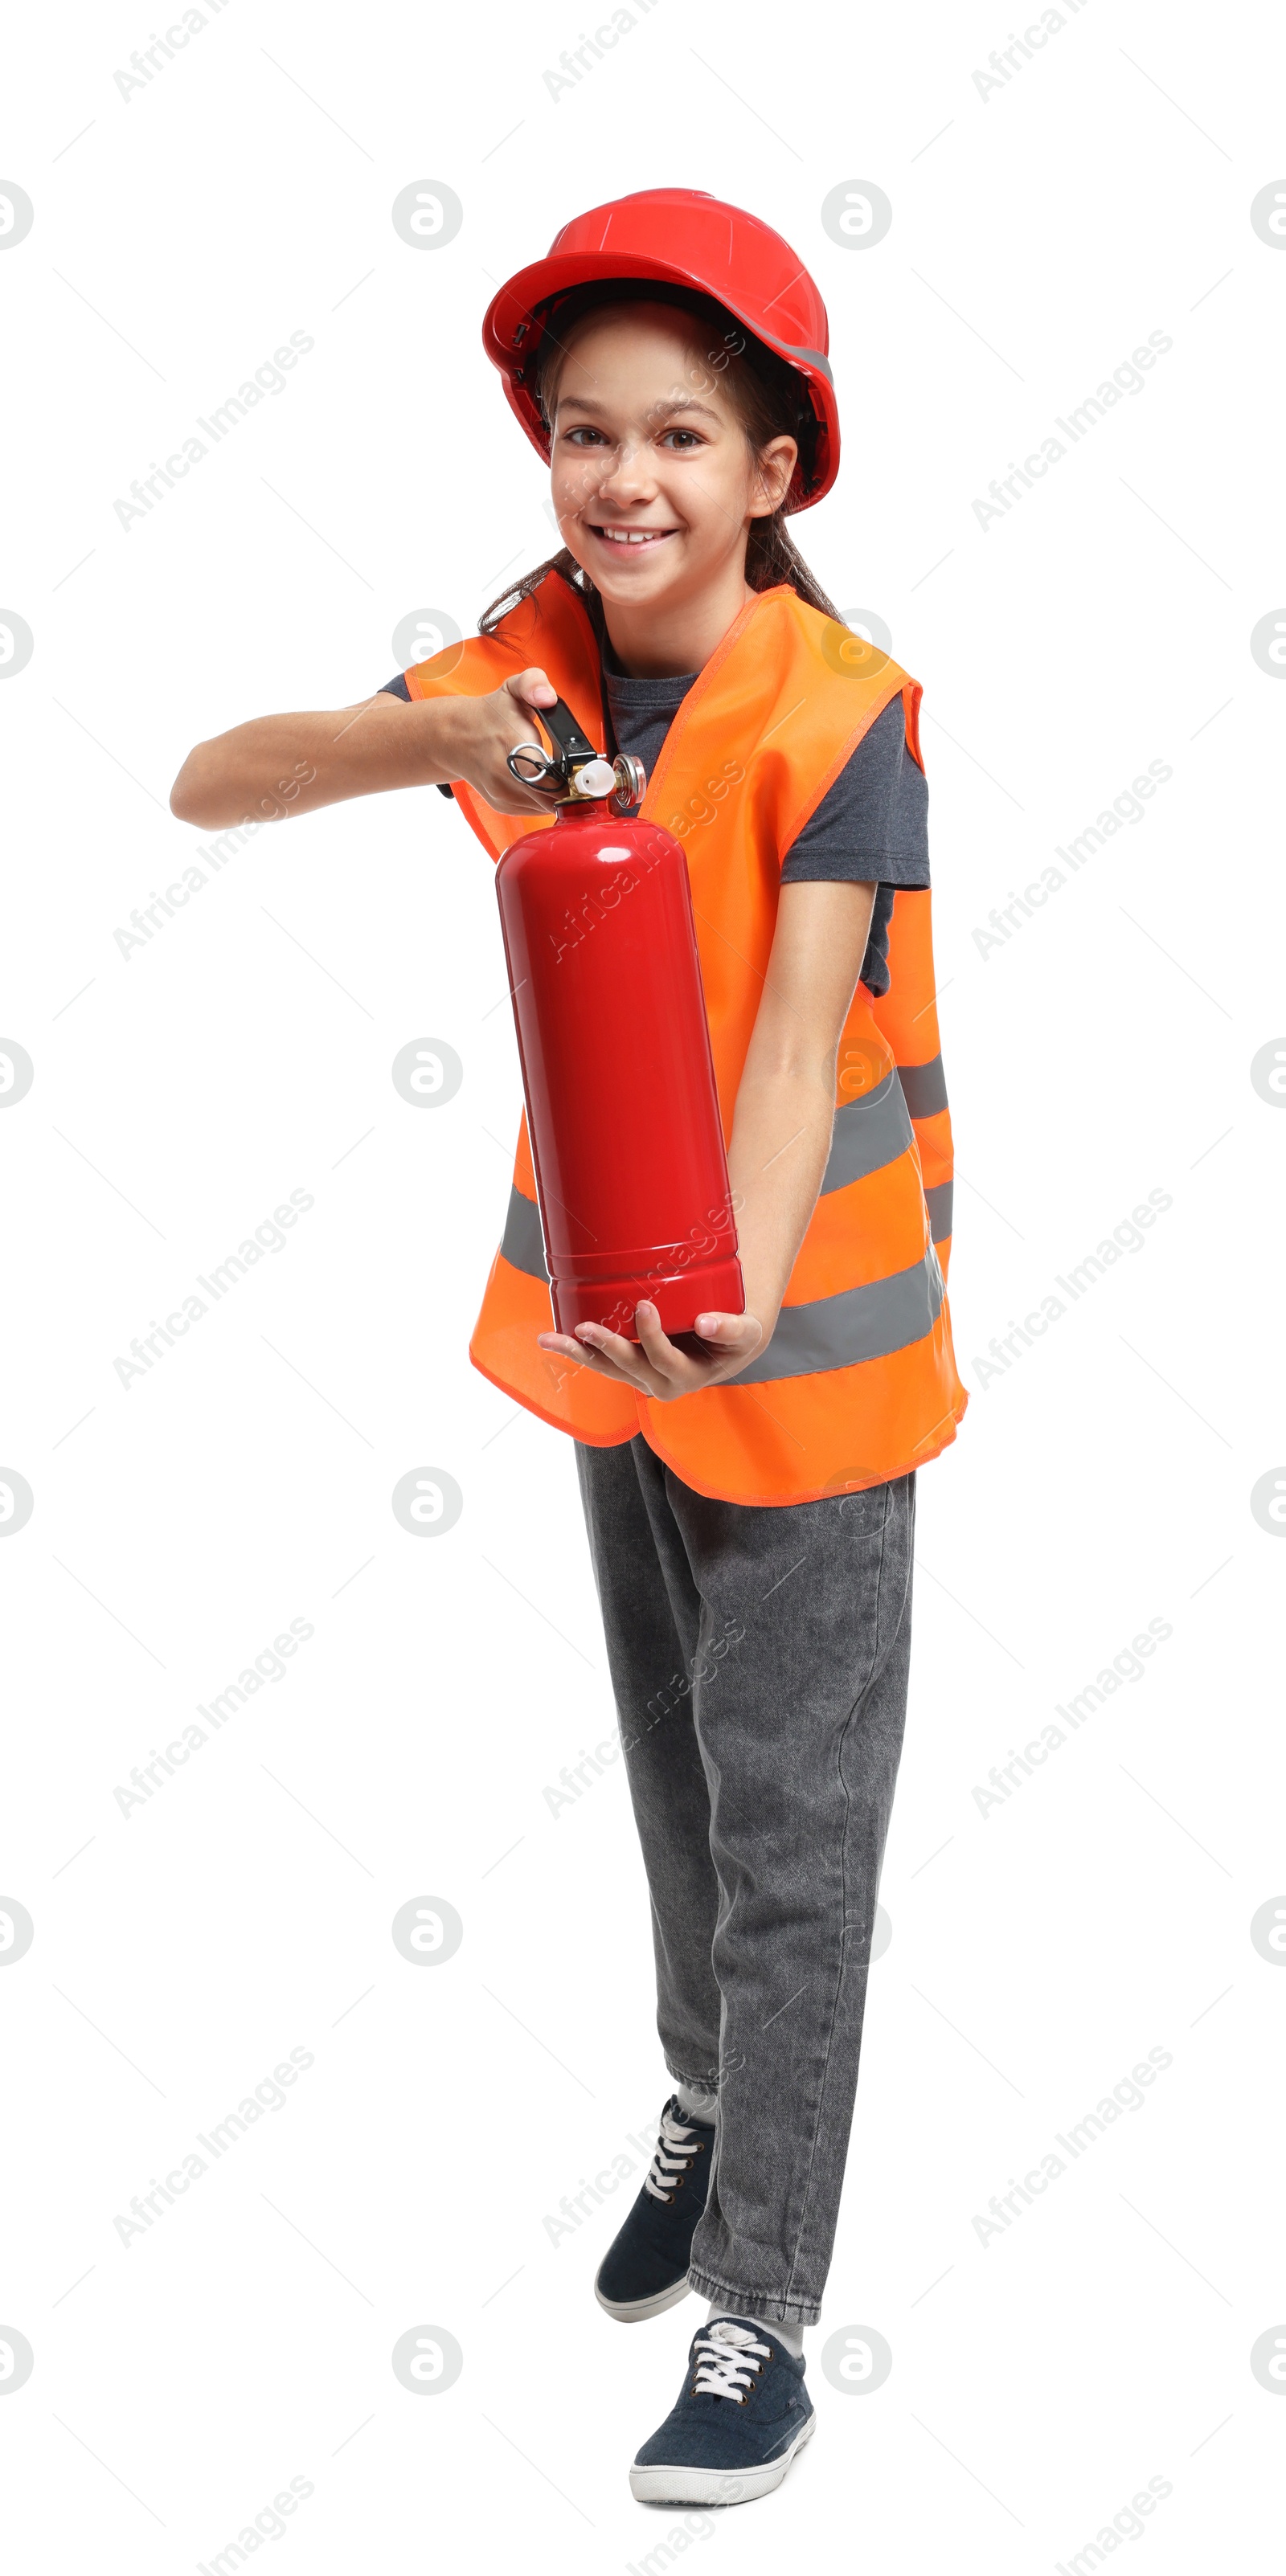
[748,435,797,518]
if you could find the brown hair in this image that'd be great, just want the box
[479,280,839,635]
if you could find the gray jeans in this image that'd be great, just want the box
[573,1433,915,2329]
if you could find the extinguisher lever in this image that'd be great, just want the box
[539,697,600,765]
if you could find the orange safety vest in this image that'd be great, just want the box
[405,570,967,1507]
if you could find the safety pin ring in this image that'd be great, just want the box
[506,742,559,786]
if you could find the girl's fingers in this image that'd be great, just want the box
[633,1300,689,1376]
[693,1310,764,1352]
[536,1327,644,1386]
[538,1316,666,1396]
[537,1329,606,1364]
[495,667,563,808]
[505,665,557,711]
[576,1319,655,1382]
[605,1302,750,1391]
[536,1303,767,1398]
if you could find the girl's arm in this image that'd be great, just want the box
[168,667,564,828]
[723,877,878,1335]
[539,877,877,1397]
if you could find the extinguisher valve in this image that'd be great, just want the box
[558,749,647,808]
[570,757,617,799]
[506,696,647,809]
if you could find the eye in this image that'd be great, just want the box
[563,425,608,447]
[660,428,702,449]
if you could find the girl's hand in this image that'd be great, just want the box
[537,1300,771,1401]
[442,666,569,815]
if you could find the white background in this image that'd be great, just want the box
[2,0,1284,2566]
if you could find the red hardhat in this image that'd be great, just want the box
[481,188,839,509]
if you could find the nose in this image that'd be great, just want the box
[588,433,659,511]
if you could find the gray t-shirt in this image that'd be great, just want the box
[380,638,930,997]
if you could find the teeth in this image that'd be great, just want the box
[597,527,671,543]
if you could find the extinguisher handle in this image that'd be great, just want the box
[540,697,600,766]
[508,695,600,785]
[506,694,645,806]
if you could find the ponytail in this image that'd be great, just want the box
[745,514,838,618]
[480,548,590,636]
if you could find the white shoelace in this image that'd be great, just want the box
[691,2319,773,2402]
[643,2108,706,2203]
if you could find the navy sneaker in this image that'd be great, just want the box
[594,2097,714,2323]
[630,2315,815,2505]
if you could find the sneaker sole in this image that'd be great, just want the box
[595,2273,693,2325]
[629,2408,815,2505]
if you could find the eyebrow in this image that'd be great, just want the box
[555,393,723,424]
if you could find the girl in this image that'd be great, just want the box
[171,187,967,2510]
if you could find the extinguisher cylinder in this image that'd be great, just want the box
[494,799,745,1344]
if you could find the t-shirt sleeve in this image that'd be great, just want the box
[379,671,453,795]
[779,694,929,995]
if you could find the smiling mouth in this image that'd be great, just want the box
[589,523,681,549]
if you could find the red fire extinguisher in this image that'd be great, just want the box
[495,697,745,1348]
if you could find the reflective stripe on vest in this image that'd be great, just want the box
[871,889,954,1270]
[731,1248,944,1384]
[404,572,966,1505]
[501,1178,944,1382]
[505,1062,926,1264]
[892,1056,951,1241]
[924,1180,953,1242]
[502,1184,549,1281]
[504,1067,946,1257]
[896,1053,948,1121]
[821,1069,913,1194]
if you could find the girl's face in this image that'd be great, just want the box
[547,304,797,614]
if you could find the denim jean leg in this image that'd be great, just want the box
[667,1469,916,2329]
[574,1437,723,2089]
